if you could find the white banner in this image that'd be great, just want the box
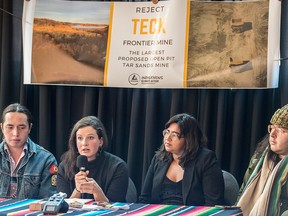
[105,0,188,87]
[22,0,281,89]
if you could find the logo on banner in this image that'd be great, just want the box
[128,73,140,85]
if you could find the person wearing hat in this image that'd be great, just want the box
[236,104,288,216]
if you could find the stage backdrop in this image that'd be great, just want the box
[22,0,281,88]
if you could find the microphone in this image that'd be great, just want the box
[76,155,88,172]
[76,155,88,199]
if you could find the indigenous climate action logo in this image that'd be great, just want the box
[128,73,164,86]
[128,73,140,85]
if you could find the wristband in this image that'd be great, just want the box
[75,188,80,193]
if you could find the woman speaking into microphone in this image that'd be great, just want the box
[56,116,129,202]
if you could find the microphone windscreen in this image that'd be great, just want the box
[59,200,69,213]
[76,155,88,171]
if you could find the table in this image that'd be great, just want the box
[0,198,242,215]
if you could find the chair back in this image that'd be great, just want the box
[126,177,138,203]
[222,170,239,206]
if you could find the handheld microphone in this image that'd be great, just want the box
[76,155,88,199]
[76,155,88,172]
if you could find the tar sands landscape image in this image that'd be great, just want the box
[31,0,110,85]
[187,1,269,88]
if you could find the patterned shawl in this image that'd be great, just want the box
[237,148,288,216]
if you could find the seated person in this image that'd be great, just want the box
[0,103,58,198]
[57,116,129,202]
[139,113,224,206]
[237,104,288,216]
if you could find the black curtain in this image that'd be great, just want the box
[0,0,287,194]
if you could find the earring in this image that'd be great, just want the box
[98,146,103,155]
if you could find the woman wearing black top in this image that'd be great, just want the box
[139,113,224,206]
[57,116,129,202]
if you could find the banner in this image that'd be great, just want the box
[23,0,281,88]
[105,1,188,87]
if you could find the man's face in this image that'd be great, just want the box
[0,112,32,149]
[268,124,288,159]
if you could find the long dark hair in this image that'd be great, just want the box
[253,134,279,165]
[61,116,108,179]
[156,113,207,168]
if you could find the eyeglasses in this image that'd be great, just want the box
[162,129,183,140]
[267,124,288,136]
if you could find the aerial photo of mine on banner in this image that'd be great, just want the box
[22,0,281,88]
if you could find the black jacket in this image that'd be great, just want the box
[139,147,225,206]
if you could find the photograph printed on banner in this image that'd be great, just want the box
[31,0,109,85]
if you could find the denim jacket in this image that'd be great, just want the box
[0,138,58,199]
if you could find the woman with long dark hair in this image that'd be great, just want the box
[139,113,224,206]
[57,116,129,202]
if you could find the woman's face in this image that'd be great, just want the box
[76,126,103,161]
[269,124,288,159]
[163,123,185,156]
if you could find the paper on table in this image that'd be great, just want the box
[65,198,94,205]
[81,203,130,211]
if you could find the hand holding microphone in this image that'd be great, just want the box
[75,155,88,196]
[75,155,108,202]
[75,155,101,195]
